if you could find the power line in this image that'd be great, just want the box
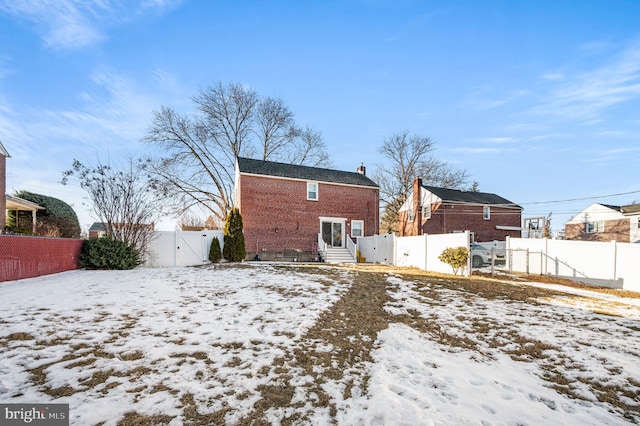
[519,190,640,206]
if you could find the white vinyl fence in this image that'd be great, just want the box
[506,237,640,291]
[147,230,224,267]
[357,233,394,264]
[358,231,471,276]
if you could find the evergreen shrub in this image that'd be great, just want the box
[222,208,246,262]
[80,236,141,270]
[14,191,81,238]
[209,236,222,263]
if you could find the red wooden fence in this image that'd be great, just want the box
[0,235,83,282]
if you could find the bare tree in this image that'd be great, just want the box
[374,131,468,233]
[194,82,258,163]
[143,82,330,223]
[178,212,205,230]
[62,158,161,255]
[142,106,234,224]
[255,97,298,161]
[287,126,331,167]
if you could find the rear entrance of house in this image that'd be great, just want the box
[321,219,344,247]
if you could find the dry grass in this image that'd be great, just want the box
[6,263,639,424]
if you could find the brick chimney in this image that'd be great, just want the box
[356,163,366,176]
[413,177,422,235]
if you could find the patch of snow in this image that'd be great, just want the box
[1,265,638,425]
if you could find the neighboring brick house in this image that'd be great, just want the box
[88,222,155,239]
[564,203,640,243]
[235,157,379,261]
[398,178,522,242]
[88,222,107,238]
[0,141,8,229]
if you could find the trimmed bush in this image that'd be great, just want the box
[223,208,246,262]
[438,246,469,276]
[209,236,222,263]
[14,190,81,238]
[80,237,141,270]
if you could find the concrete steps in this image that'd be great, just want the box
[323,247,356,264]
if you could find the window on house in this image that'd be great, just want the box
[586,221,604,233]
[351,220,364,238]
[483,206,491,220]
[307,182,318,201]
[422,206,431,219]
[408,208,414,222]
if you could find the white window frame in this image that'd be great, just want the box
[422,206,431,219]
[586,221,604,234]
[483,206,491,220]
[351,220,364,238]
[307,182,318,201]
[408,208,414,222]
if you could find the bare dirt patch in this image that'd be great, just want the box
[3,264,638,424]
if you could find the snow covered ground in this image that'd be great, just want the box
[0,264,639,425]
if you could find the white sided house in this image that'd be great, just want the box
[564,203,640,243]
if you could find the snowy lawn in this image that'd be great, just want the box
[1,264,639,425]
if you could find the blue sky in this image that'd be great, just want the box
[1,0,640,233]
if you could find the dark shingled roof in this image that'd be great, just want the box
[237,157,378,188]
[424,185,521,209]
[89,222,106,232]
[600,203,622,212]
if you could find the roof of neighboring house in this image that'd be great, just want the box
[88,222,106,232]
[598,203,622,212]
[88,222,154,232]
[237,157,378,188]
[0,141,9,157]
[5,194,44,211]
[423,185,521,209]
[621,203,640,215]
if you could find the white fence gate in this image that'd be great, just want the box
[147,230,224,267]
[357,233,394,264]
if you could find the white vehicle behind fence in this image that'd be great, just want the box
[471,242,506,268]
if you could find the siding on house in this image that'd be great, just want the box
[236,157,379,260]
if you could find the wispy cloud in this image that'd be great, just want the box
[526,132,573,141]
[0,67,173,224]
[472,137,518,144]
[452,147,508,154]
[464,88,530,111]
[1,68,165,165]
[534,41,640,122]
[578,40,614,56]
[541,72,564,81]
[603,146,640,155]
[0,0,181,50]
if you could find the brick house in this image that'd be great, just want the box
[564,203,640,243]
[0,141,9,229]
[235,157,379,262]
[88,222,155,239]
[398,178,522,242]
